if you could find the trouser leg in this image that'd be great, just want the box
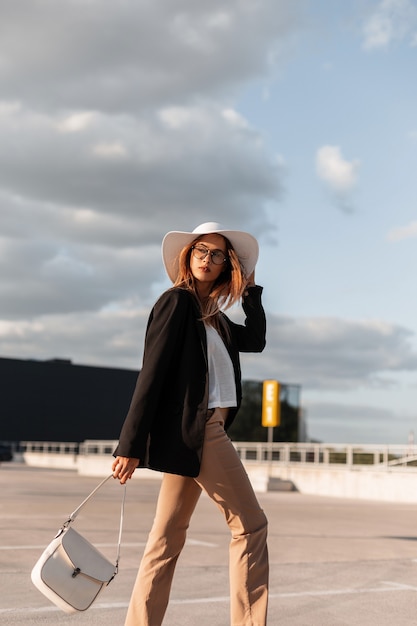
[196,410,269,626]
[124,473,202,626]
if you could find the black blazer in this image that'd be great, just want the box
[114,285,266,477]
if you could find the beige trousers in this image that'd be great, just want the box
[124,408,269,626]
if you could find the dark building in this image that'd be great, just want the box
[0,357,138,443]
[0,357,303,444]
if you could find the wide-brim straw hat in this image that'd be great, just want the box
[162,221,259,283]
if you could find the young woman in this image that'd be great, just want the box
[112,222,269,625]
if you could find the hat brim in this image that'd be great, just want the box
[162,222,259,283]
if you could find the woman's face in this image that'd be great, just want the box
[189,233,227,292]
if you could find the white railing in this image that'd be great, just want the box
[235,442,417,469]
[5,441,79,455]
[80,440,417,470]
[6,440,417,471]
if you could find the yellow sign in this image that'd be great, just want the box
[262,380,280,427]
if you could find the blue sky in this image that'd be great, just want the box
[0,0,416,444]
[234,1,417,443]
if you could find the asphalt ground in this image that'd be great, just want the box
[2,464,417,625]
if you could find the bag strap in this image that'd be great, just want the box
[62,474,126,570]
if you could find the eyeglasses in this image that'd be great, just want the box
[191,245,227,265]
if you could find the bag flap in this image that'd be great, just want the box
[61,527,116,582]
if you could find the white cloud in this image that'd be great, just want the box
[0,96,283,322]
[247,314,417,390]
[0,100,22,116]
[42,250,95,279]
[362,0,417,50]
[0,0,300,343]
[170,10,232,53]
[0,305,149,369]
[56,111,96,133]
[3,308,417,396]
[92,142,128,158]
[0,1,303,113]
[0,101,282,235]
[387,220,417,241]
[304,401,414,444]
[222,108,250,129]
[316,145,360,193]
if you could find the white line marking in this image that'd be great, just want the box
[381,580,417,592]
[0,538,217,551]
[2,581,416,615]
[0,542,144,551]
[272,580,417,599]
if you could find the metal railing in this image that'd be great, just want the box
[80,440,417,470]
[235,442,417,469]
[2,441,79,455]
[5,440,417,471]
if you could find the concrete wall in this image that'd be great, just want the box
[77,455,160,480]
[76,457,417,503]
[272,464,417,503]
[14,453,417,503]
[22,452,78,470]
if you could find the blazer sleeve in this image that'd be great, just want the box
[114,289,191,459]
[225,285,266,353]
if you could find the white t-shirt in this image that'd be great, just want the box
[205,324,237,409]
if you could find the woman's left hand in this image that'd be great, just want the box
[112,456,139,484]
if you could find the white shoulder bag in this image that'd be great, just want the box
[31,474,126,614]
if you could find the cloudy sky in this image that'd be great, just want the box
[1,0,416,444]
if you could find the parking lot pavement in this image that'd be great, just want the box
[2,464,417,625]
